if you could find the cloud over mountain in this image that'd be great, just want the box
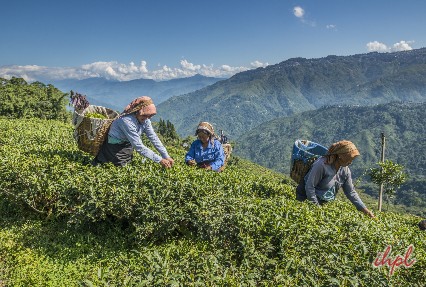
[367,40,414,52]
[0,59,269,82]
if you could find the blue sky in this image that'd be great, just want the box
[1,0,425,82]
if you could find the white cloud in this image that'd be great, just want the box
[392,40,413,51]
[293,6,316,27]
[367,41,389,52]
[293,6,304,18]
[0,59,270,82]
[139,61,149,73]
[366,40,414,53]
[180,59,201,71]
[250,61,269,68]
[326,24,336,30]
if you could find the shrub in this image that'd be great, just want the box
[1,118,425,286]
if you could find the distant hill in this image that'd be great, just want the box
[50,74,225,111]
[234,101,426,215]
[157,48,426,138]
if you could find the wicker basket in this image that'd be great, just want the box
[223,143,232,163]
[290,157,318,184]
[72,105,119,156]
[290,139,328,183]
[218,143,232,172]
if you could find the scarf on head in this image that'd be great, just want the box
[327,140,360,157]
[195,122,215,144]
[122,96,156,116]
[195,122,215,136]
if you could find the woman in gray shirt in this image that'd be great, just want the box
[297,140,375,218]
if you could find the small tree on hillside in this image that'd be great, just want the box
[156,118,180,145]
[368,160,408,210]
[165,120,179,140]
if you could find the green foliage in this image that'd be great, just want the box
[1,118,425,286]
[0,77,71,121]
[368,160,408,196]
[157,118,179,141]
[84,112,108,119]
[151,118,183,149]
[0,118,291,241]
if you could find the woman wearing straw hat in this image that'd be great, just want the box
[185,122,225,171]
[297,140,375,217]
[92,96,174,168]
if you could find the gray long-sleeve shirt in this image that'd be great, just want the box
[108,114,170,163]
[304,157,366,210]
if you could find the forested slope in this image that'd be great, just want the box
[157,48,426,137]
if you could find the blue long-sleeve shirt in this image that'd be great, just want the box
[304,157,366,210]
[185,139,225,171]
[108,114,170,163]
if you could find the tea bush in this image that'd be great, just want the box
[0,118,425,286]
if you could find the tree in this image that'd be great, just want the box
[368,160,408,210]
[157,118,166,136]
[156,118,180,146]
[165,120,179,140]
[0,77,70,121]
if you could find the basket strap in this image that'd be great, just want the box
[72,111,85,130]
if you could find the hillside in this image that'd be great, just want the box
[235,102,426,215]
[51,74,224,111]
[157,48,426,138]
[0,118,425,286]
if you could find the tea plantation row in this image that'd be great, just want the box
[0,118,425,286]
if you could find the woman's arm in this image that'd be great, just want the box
[209,141,225,171]
[144,119,171,159]
[341,167,367,211]
[119,117,163,163]
[185,141,197,163]
[304,161,324,205]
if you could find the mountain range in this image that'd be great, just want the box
[50,74,224,111]
[156,48,426,138]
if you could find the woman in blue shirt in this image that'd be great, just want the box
[297,140,375,218]
[93,96,174,168]
[185,122,225,172]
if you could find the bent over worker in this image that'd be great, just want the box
[93,96,174,168]
[296,140,375,218]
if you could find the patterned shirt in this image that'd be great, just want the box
[185,139,225,171]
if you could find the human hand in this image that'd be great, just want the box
[160,158,172,168]
[187,159,196,166]
[198,163,212,170]
[363,208,375,218]
[166,157,175,167]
